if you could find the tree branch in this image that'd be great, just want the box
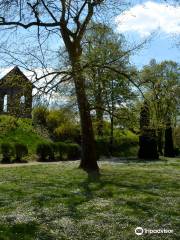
[41,0,58,23]
[0,20,59,29]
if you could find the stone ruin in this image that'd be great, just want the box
[0,66,33,118]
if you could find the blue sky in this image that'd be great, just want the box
[0,0,179,71]
[127,32,179,68]
[115,0,180,68]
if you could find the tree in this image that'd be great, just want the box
[83,23,136,143]
[0,0,110,172]
[140,60,180,155]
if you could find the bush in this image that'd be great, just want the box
[46,110,64,133]
[96,138,111,159]
[14,143,28,162]
[66,143,81,160]
[54,123,81,143]
[0,143,14,163]
[174,147,180,156]
[96,135,139,158]
[53,142,68,160]
[0,115,18,136]
[32,106,49,126]
[112,137,139,157]
[45,109,81,143]
[36,143,53,162]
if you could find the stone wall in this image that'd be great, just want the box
[0,67,33,118]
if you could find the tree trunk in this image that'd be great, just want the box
[71,55,99,172]
[60,23,99,172]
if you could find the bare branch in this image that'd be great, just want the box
[0,20,59,29]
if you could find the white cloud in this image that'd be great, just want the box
[115,1,180,37]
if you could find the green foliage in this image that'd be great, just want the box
[141,60,180,128]
[14,143,28,162]
[174,125,180,149]
[0,115,18,136]
[83,23,136,135]
[66,143,81,160]
[0,115,50,155]
[140,60,180,156]
[32,106,49,126]
[53,142,68,160]
[36,143,53,162]
[46,110,64,132]
[36,142,81,161]
[112,137,139,157]
[113,129,138,140]
[54,123,80,142]
[0,143,14,163]
[53,142,81,161]
[174,147,180,156]
[44,108,80,142]
[96,138,111,159]
[0,142,29,163]
[96,132,139,158]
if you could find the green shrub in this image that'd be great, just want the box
[54,123,81,143]
[46,109,81,143]
[96,138,111,159]
[174,147,180,156]
[96,135,139,158]
[14,143,28,162]
[36,143,53,162]
[66,143,81,160]
[112,137,139,157]
[32,106,49,126]
[53,142,68,160]
[0,116,51,155]
[0,115,18,136]
[0,143,14,163]
[48,143,56,161]
[46,110,63,132]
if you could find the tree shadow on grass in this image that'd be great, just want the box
[64,168,171,221]
[65,172,101,219]
[0,222,39,240]
[64,171,159,218]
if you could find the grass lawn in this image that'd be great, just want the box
[0,159,179,240]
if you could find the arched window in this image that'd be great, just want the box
[20,95,26,104]
[3,94,8,112]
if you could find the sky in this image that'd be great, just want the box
[115,0,180,68]
[0,0,179,107]
[0,0,179,72]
